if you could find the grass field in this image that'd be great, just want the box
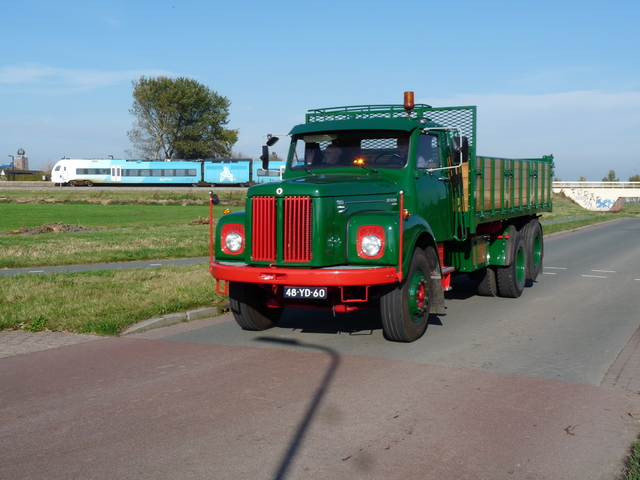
[0,188,240,333]
[0,189,638,335]
[0,263,224,335]
[0,204,215,268]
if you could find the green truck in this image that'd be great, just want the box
[210,92,553,342]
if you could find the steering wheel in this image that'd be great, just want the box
[387,154,405,165]
[372,153,387,163]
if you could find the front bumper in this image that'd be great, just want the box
[211,261,400,292]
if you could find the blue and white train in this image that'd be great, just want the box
[51,158,284,187]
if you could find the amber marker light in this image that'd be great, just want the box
[404,91,415,113]
[223,208,231,215]
[354,158,365,165]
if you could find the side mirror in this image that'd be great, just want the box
[451,136,469,164]
[260,145,269,171]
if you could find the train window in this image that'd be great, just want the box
[82,168,107,175]
[175,169,185,176]
[188,169,197,176]
[152,169,163,176]
[140,169,150,176]
[54,166,61,171]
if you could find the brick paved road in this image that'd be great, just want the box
[0,331,100,358]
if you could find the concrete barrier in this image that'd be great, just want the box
[552,182,640,212]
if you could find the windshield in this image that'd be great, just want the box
[289,130,410,170]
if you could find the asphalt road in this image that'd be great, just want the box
[2,218,640,479]
[165,218,640,386]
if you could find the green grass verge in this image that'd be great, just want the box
[0,264,224,335]
[624,442,640,480]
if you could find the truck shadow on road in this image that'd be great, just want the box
[276,307,442,337]
[277,308,384,336]
[255,337,340,480]
[445,274,481,300]
[445,274,537,301]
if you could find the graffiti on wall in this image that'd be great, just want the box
[567,187,618,212]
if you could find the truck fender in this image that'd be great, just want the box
[487,224,517,267]
[346,211,400,265]
[503,224,518,266]
[346,211,436,272]
[402,217,445,315]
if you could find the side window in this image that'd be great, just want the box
[417,134,440,169]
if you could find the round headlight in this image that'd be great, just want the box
[361,235,382,257]
[225,232,243,252]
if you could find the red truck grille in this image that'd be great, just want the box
[283,196,312,263]
[251,196,312,263]
[252,196,277,262]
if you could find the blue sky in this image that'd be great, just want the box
[2,0,639,180]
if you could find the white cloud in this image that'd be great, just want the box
[0,64,175,93]
[422,91,640,180]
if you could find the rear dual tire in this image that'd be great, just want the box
[474,219,543,298]
[476,266,498,297]
[495,232,527,298]
[522,219,543,281]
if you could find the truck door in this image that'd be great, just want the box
[111,166,121,182]
[414,133,452,240]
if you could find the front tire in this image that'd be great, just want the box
[229,282,283,330]
[380,248,432,342]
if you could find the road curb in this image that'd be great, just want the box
[120,306,219,336]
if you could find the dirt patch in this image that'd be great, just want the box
[3,223,98,235]
[189,216,210,225]
[189,217,219,225]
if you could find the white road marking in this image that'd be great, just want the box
[582,275,608,279]
[543,272,557,275]
[150,264,163,266]
[28,270,44,274]
[544,267,568,270]
[591,270,616,273]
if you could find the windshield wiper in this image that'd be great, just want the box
[358,164,378,173]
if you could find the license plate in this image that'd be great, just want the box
[284,286,327,299]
